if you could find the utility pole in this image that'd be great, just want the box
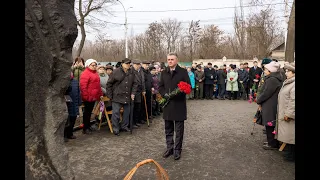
[117,0,132,58]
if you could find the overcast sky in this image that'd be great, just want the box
[76,0,290,42]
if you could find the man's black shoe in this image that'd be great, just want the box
[162,149,173,158]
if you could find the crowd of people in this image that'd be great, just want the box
[63,55,295,162]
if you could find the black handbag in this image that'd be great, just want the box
[254,110,263,125]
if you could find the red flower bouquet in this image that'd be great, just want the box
[156,81,191,108]
[251,74,261,94]
[230,77,235,92]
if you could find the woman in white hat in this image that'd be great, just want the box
[80,59,103,134]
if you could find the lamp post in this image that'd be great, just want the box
[117,0,132,58]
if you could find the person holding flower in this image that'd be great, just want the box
[159,52,191,160]
[256,61,282,150]
[186,67,195,100]
[226,65,238,100]
[275,62,295,161]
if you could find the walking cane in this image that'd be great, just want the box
[250,122,256,135]
[142,93,150,127]
[130,99,134,134]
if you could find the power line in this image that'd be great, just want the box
[109,2,292,13]
[85,9,285,26]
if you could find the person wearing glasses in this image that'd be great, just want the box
[106,58,138,136]
[80,59,103,135]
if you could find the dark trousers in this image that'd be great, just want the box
[214,84,219,98]
[83,101,95,131]
[205,84,214,99]
[238,82,248,99]
[227,91,238,100]
[195,82,204,99]
[265,126,279,147]
[218,83,226,98]
[64,115,76,138]
[133,102,141,125]
[142,90,152,119]
[152,94,160,114]
[111,102,130,132]
[165,120,184,152]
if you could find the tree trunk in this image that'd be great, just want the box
[285,0,295,62]
[76,21,86,57]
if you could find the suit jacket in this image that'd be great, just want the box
[159,65,191,121]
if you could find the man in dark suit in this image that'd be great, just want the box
[204,63,216,99]
[237,63,249,100]
[159,52,191,160]
[141,60,153,121]
[248,60,263,93]
[216,65,227,100]
[131,59,146,127]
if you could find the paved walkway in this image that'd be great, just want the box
[66,100,295,180]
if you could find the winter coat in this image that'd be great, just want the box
[256,72,283,126]
[80,68,103,102]
[132,67,145,103]
[237,69,249,84]
[194,70,205,84]
[152,74,160,94]
[216,69,227,85]
[188,71,195,88]
[143,68,153,91]
[276,76,295,144]
[226,71,239,92]
[71,65,85,80]
[249,66,263,89]
[204,68,216,84]
[159,65,191,121]
[99,73,109,96]
[65,79,81,117]
[106,67,138,105]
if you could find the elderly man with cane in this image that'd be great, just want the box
[106,58,138,136]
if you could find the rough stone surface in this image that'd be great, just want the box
[66,100,295,180]
[25,0,78,179]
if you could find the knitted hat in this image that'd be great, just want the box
[261,58,272,65]
[85,59,98,67]
[284,62,295,73]
[264,61,280,73]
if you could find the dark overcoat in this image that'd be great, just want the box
[159,65,191,121]
[132,67,145,103]
[106,67,138,105]
[256,72,283,126]
[204,68,216,84]
[65,79,81,117]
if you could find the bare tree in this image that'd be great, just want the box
[161,19,182,52]
[187,20,201,61]
[250,0,295,61]
[234,7,247,60]
[198,25,224,59]
[145,21,164,61]
[75,0,114,57]
[246,9,283,59]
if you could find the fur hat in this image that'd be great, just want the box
[264,61,280,73]
[106,65,113,70]
[284,62,295,73]
[261,58,272,65]
[85,59,98,67]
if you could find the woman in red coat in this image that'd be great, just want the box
[80,59,103,134]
